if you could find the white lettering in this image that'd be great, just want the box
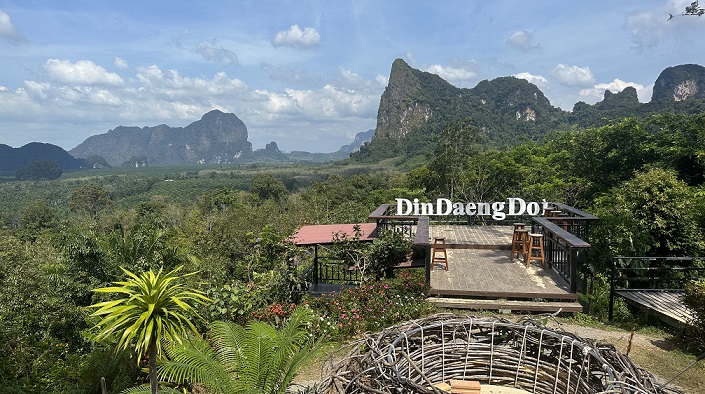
[508,198,526,216]
[437,198,453,215]
[526,202,540,216]
[492,202,506,220]
[465,202,476,215]
[395,197,549,220]
[477,202,491,216]
[419,202,434,216]
[396,198,412,215]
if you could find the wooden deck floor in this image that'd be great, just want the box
[426,225,581,313]
[614,289,694,328]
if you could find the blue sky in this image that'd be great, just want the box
[0,1,704,153]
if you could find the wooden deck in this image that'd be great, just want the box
[426,225,582,313]
[614,289,693,328]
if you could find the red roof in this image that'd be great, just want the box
[291,223,378,246]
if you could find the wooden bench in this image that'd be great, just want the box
[609,257,705,327]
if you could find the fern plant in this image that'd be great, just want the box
[157,306,323,394]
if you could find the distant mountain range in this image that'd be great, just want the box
[0,142,84,172]
[68,110,373,166]
[4,61,705,172]
[353,59,705,160]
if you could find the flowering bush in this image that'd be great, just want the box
[307,269,435,339]
[250,302,298,325]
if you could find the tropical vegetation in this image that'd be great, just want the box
[1,113,705,392]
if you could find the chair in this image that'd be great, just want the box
[432,238,448,270]
[526,233,545,268]
[510,228,529,261]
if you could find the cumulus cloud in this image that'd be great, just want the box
[114,57,129,70]
[425,64,478,85]
[1,60,383,152]
[0,10,26,44]
[195,42,239,66]
[579,79,652,102]
[45,59,124,86]
[506,31,541,52]
[513,72,549,88]
[272,24,320,48]
[551,64,595,86]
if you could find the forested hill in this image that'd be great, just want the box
[354,60,705,161]
[70,109,253,166]
[0,142,84,171]
[356,58,569,160]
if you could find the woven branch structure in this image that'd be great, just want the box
[319,314,682,394]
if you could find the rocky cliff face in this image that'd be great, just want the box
[651,64,705,102]
[70,110,252,165]
[369,59,567,156]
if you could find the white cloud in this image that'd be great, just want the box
[114,57,129,70]
[579,79,652,102]
[195,42,239,66]
[45,59,124,86]
[551,64,595,86]
[507,31,541,53]
[425,64,477,85]
[513,72,549,88]
[1,60,382,151]
[272,24,320,48]
[0,10,26,44]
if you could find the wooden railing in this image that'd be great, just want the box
[532,218,591,293]
[608,256,705,322]
[531,204,597,294]
[304,255,361,286]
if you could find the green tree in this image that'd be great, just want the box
[88,267,211,394]
[16,160,63,180]
[368,230,413,279]
[250,173,289,202]
[427,119,486,199]
[156,306,322,394]
[69,182,113,219]
[21,199,56,230]
[651,113,705,185]
[556,118,655,198]
[589,168,705,273]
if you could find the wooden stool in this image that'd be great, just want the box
[432,238,448,270]
[510,228,529,261]
[512,222,525,230]
[526,233,545,268]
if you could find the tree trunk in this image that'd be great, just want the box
[148,338,159,394]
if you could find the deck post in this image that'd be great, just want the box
[569,248,580,293]
[314,245,319,286]
[608,259,616,322]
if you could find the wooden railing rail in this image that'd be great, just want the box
[608,256,705,321]
[532,217,591,293]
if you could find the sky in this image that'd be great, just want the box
[0,1,704,153]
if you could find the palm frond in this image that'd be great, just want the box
[120,385,183,394]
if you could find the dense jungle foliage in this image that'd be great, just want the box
[2,113,705,392]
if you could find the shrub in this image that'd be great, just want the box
[307,269,435,339]
[684,279,705,352]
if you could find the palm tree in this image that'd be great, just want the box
[88,266,211,394]
[157,306,323,394]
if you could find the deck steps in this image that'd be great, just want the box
[427,297,583,313]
